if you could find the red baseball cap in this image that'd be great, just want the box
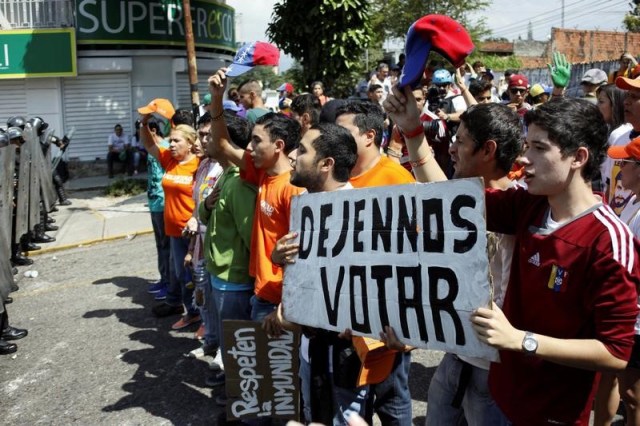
[398,15,474,89]
[508,74,529,89]
[608,136,640,160]
[226,41,280,77]
[616,75,640,91]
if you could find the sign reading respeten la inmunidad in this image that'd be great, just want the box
[75,0,235,51]
[283,178,498,362]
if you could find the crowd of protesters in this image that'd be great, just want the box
[124,32,640,425]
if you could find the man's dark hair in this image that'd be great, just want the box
[310,123,358,182]
[255,112,301,154]
[147,121,163,137]
[237,79,262,96]
[368,84,383,93]
[524,98,608,182]
[197,111,212,127]
[320,99,346,124]
[224,111,252,150]
[291,94,321,126]
[469,80,494,97]
[459,103,523,173]
[335,100,385,147]
[114,124,122,130]
[172,109,194,127]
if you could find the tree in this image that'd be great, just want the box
[370,0,491,44]
[267,0,373,97]
[624,0,640,32]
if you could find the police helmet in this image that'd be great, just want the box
[7,116,26,130]
[432,69,453,85]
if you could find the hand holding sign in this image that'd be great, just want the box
[470,305,524,352]
[271,232,300,265]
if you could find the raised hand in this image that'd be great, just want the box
[547,52,571,88]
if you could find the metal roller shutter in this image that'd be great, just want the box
[62,74,132,161]
[176,73,212,110]
[0,80,28,128]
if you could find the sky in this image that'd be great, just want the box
[226,0,632,69]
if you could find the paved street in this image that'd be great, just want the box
[1,233,444,425]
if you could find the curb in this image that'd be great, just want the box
[27,229,155,256]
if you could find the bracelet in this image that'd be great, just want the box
[400,123,424,139]
[387,148,402,158]
[211,110,224,121]
[409,148,434,168]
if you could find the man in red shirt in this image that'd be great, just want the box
[384,86,640,425]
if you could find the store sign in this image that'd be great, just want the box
[0,29,76,79]
[75,0,235,51]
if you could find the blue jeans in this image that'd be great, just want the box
[299,350,312,423]
[426,353,506,426]
[150,211,170,286]
[366,351,412,426]
[167,236,197,316]
[333,383,369,426]
[199,270,217,348]
[210,276,253,354]
[250,295,277,322]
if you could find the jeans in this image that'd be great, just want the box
[250,295,277,322]
[333,384,369,426]
[426,353,505,426]
[299,350,312,423]
[199,270,217,349]
[366,351,412,426]
[150,211,170,286]
[167,236,197,316]
[210,276,253,354]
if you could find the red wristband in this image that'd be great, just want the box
[401,123,424,139]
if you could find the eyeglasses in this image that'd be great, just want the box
[618,159,640,165]
[509,88,526,95]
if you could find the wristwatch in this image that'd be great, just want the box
[522,332,538,355]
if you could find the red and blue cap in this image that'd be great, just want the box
[398,15,474,89]
[226,41,280,77]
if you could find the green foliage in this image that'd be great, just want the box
[267,0,373,92]
[370,0,491,44]
[104,178,147,197]
[466,53,522,72]
[624,0,640,32]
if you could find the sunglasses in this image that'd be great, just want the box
[475,96,492,101]
[618,159,640,165]
[509,88,526,94]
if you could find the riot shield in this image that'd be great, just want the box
[25,125,40,232]
[14,133,31,244]
[0,145,15,256]
[38,129,56,211]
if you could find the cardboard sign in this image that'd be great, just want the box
[283,178,498,361]
[222,320,300,420]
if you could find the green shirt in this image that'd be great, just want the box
[199,166,257,284]
[147,139,170,212]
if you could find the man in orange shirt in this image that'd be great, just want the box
[335,101,415,426]
[208,68,304,327]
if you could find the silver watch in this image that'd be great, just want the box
[522,331,538,355]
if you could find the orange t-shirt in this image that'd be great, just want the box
[159,148,199,237]
[349,154,415,383]
[241,151,304,304]
[350,155,416,188]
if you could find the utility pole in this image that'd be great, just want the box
[561,0,565,28]
[182,0,199,120]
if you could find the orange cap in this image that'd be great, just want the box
[615,75,640,91]
[352,336,397,386]
[608,136,640,160]
[137,98,175,120]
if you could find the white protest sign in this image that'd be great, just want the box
[282,178,498,361]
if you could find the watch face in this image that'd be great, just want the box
[523,338,537,352]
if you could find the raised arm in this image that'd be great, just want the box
[139,113,160,160]
[207,68,247,169]
[383,85,447,183]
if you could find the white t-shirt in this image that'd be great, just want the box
[618,195,640,334]
[601,124,633,214]
[108,132,129,152]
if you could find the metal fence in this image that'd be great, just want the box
[0,0,74,29]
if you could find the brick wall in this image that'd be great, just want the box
[551,28,640,63]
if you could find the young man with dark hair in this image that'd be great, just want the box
[271,122,362,424]
[335,100,415,426]
[384,86,640,425]
[290,93,322,136]
[208,68,304,329]
[199,111,257,397]
[426,103,522,425]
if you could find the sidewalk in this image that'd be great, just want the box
[29,173,153,255]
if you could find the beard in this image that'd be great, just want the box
[290,169,323,192]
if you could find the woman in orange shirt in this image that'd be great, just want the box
[140,120,201,326]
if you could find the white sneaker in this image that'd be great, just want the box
[209,350,224,372]
[188,347,205,359]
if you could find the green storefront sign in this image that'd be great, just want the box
[75,0,235,52]
[0,29,76,79]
